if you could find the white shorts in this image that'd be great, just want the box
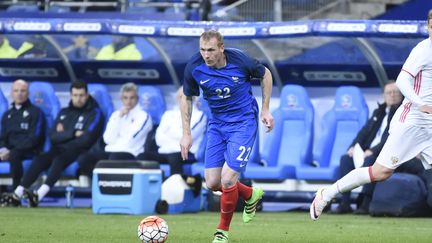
[376,122,432,170]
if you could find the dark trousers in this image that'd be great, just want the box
[5,149,33,189]
[339,154,425,206]
[339,154,375,205]
[21,147,85,188]
[77,151,135,176]
[137,151,195,175]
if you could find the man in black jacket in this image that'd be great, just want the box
[0,79,45,190]
[6,80,104,207]
[333,81,403,214]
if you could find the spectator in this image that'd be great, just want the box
[77,82,153,183]
[2,80,104,207]
[95,36,142,60]
[332,81,403,214]
[17,35,48,58]
[138,86,207,193]
[0,79,45,190]
[0,35,18,58]
[62,35,98,60]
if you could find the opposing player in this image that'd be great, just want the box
[310,10,432,221]
[180,30,274,242]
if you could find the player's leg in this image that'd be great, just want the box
[204,122,230,242]
[226,118,263,223]
[310,123,426,220]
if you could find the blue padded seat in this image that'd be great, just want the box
[29,82,78,177]
[138,85,166,125]
[244,84,314,180]
[88,83,113,120]
[296,86,369,181]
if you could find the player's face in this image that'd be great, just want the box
[11,80,28,105]
[383,83,402,106]
[199,37,225,68]
[121,90,138,110]
[71,88,89,108]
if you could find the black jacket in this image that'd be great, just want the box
[50,96,104,151]
[0,99,45,152]
[349,102,400,155]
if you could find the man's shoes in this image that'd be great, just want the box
[354,195,370,215]
[353,206,369,215]
[185,174,202,197]
[0,193,21,207]
[332,203,353,214]
[310,188,329,221]
[242,187,264,223]
[212,229,229,243]
[24,190,39,208]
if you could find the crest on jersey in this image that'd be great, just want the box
[60,115,66,120]
[23,110,29,118]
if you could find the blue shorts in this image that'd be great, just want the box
[204,117,258,173]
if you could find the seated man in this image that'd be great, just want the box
[138,86,207,194]
[95,36,142,60]
[333,81,403,214]
[0,79,45,190]
[0,35,17,58]
[4,80,104,207]
[77,82,153,181]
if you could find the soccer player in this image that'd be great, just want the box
[310,10,432,221]
[180,30,274,242]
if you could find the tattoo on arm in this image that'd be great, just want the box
[180,96,193,135]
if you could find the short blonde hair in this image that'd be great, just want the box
[200,30,224,47]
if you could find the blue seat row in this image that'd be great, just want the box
[0,82,173,183]
[192,85,369,182]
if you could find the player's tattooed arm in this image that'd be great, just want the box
[180,95,193,135]
[260,67,274,132]
[180,94,194,160]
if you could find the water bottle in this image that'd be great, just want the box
[65,186,75,208]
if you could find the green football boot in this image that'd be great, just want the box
[212,229,229,243]
[242,187,264,223]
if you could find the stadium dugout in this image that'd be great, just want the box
[0,6,428,206]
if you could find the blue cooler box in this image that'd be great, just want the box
[92,160,162,215]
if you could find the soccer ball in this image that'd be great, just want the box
[137,216,169,243]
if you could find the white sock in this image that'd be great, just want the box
[79,175,90,187]
[14,185,25,198]
[37,184,50,201]
[322,167,372,202]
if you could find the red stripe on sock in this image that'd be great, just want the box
[218,184,239,231]
[368,166,375,182]
[237,182,252,200]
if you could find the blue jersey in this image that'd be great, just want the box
[183,48,265,122]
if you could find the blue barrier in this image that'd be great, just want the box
[0,13,427,38]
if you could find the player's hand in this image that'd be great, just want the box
[56,123,64,132]
[419,105,432,114]
[364,149,373,158]
[180,134,192,160]
[75,130,84,137]
[261,110,274,133]
[347,147,354,157]
[120,107,130,117]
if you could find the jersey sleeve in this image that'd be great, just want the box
[233,48,266,79]
[183,55,201,97]
[402,42,424,78]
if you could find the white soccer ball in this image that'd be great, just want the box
[137,216,169,243]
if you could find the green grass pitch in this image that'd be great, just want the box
[1,207,431,242]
